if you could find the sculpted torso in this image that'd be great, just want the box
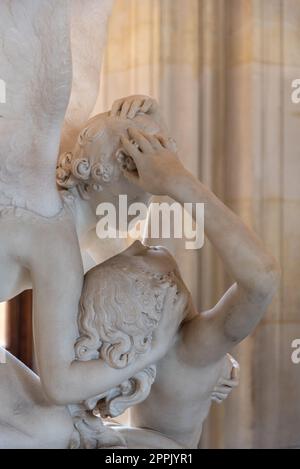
[0,0,155,303]
[0,239,240,449]
[0,1,78,301]
[131,350,226,448]
[0,1,177,426]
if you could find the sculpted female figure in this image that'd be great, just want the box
[0,242,238,449]
[0,0,279,449]
[0,0,174,417]
[0,98,279,448]
[112,129,280,448]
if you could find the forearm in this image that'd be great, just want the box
[121,119,278,292]
[167,170,279,297]
[31,227,151,406]
[43,354,153,406]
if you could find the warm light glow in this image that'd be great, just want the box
[0,302,7,347]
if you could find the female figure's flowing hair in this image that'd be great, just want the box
[71,254,177,449]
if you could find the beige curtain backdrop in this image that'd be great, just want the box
[94,0,300,449]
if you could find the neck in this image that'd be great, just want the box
[71,188,98,244]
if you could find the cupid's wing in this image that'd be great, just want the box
[0,0,114,216]
[60,0,115,155]
[0,1,72,215]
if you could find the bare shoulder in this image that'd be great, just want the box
[0,202,81,272]
[0,202,82,300]
[177,279,278,368]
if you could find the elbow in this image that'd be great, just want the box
[43,386,71,407]
[41,374,73,407]
[261,258,281,297]
[249,258,281,302]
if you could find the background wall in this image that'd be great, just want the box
[95,0,300,449]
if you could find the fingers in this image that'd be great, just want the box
[144,132,176,154]
[212,384,233,401]
[120,99,133,119]
[121,97,147,119]
[231,366,239,381]
[211,378,239,404]
[211,396,224,404]
[141,98,154,114]
[231,362,240,380]
[128,128,169,153]
[211,393,228,404]
[150,132,178,152]
[213,385,232,395]
[154,133,168,148]
[110,96,157,119]
[218,378,239,388]
[212,391,229,399]
[110,99,123,117]
[144,133,164,151]
[120,136,142,162]
[128,128,153,154]
[127,98,145,119]
[227,353,239,367]
[156,134,178,152]
[111,97,135,118]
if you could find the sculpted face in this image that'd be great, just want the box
[75,240,191,363]
[122,240,181,275]
[118,240,192,317]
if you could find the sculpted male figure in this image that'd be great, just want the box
[0,1,280,449]
[0,1,174,413]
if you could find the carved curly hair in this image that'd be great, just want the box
[75,255,177,368]
[56,114,118,200]
[71,252,179,449]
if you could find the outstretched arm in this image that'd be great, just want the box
[120,128,280,364]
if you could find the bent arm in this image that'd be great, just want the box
[170,172,280,364]
[30,221,165,405]
[118,129,280,363]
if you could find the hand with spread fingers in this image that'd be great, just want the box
[120,127,187,195]
[110,95,161,120]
